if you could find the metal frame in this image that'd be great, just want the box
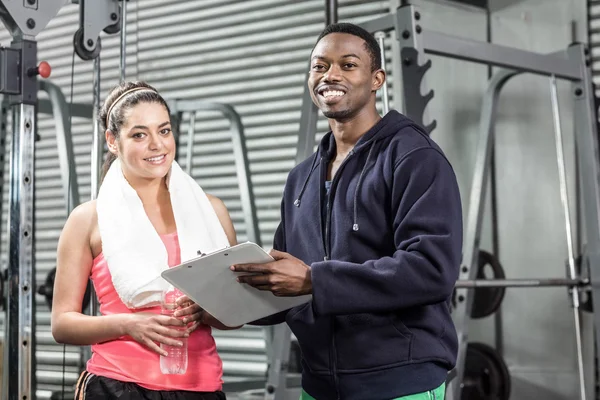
[283,3,600,400]
[169,100,261,247]
[0,1,122,398]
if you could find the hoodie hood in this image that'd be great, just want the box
[294,110,422,231]
[317,110,418,162]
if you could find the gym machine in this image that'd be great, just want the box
[0,1,123,398]
[277,2,600,400]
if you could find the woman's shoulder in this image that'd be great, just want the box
[65,199,97,231]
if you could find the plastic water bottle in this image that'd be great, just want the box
[159,285,188,374]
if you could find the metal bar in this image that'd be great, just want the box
[264,325,293,400]
[38,98,92,118]
[397,5,435,134]
[446,69,518,400]
[119,0,126,82]
[6,103,36,400]
[91,55,102,199]
[325,0,337,26]
[358,14,394,35]
[168,100,261,246]
[422,31,581,80]
[567,42,600,398]
[549,74,586,399]
[295,84,319,164]
[0,97,8,400]
[374,31,389,115]
[357,11,581,80]
[185,112,196,175]
[455,278,585,288]
[38,80,80,210]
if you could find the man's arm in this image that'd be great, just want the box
[310,147,462,316]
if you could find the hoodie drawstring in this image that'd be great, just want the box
[294,152,320,207]
[352,141,377,232]
[293,140,377,233]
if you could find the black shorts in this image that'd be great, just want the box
[74,371,227,400]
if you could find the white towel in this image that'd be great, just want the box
[96,158,230,309]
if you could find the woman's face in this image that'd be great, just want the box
[106,102,176,183]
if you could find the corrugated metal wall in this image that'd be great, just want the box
[0,0,391,397]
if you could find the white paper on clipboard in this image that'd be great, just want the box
[160,242,312,327]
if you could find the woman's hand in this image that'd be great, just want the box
[122,312,187,356]
[174,295,243,331]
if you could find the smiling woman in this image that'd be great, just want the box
[50,81,239,399]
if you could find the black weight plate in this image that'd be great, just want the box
[462,342,511,400]
[471,250,506,319]
[37,267,91,311]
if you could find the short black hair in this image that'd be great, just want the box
[314,22,382,72]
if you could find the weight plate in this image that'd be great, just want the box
[37,267,91,311]
[471,250,506,319]
[462,342,511,400]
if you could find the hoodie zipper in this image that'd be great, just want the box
[322,150,355,400]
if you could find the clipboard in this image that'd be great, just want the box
[161,242,312,327]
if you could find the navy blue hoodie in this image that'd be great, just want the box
[259,110,463,399]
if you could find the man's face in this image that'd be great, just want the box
[308,33,382,121]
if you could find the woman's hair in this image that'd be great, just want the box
[98,81,171,181]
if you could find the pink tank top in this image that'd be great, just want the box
[86,232,223,391]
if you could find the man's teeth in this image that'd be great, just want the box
[323,90,345,98]
[145,155,165,162]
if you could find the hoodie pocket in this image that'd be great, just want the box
[286,302,331,374]
[335,312,413,372]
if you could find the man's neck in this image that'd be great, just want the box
[329,107,381,156]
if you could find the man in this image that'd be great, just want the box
[232,22,463,400]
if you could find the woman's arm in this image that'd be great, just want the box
[51,201,129,345]
[207,194,238,246]
[51,201,186,353]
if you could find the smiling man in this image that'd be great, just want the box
[233,23,463,400]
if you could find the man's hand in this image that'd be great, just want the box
[231,249,312,297]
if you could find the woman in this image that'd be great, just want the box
[51,81,237,399]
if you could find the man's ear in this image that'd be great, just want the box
[372,68,386,92]
[105,130,118,155]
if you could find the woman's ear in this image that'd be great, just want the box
[105,130,118,155]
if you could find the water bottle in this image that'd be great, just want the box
[159,285,188,374]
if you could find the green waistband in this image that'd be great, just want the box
[300,382,445,400]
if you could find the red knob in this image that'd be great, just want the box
[38,61,51,78]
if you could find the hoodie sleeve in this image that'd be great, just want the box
[310,147,463,316]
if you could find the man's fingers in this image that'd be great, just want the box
[269,249,288,260]
[253,285,274,292]
[230,262,273,273]
[237,274,271,286]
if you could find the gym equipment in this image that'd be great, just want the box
[549,73,586,396]
[451,250,506,319]
[462,342,511,400]
[471,250,506,319]
[37,268,91,312]
[0,2,123,398]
